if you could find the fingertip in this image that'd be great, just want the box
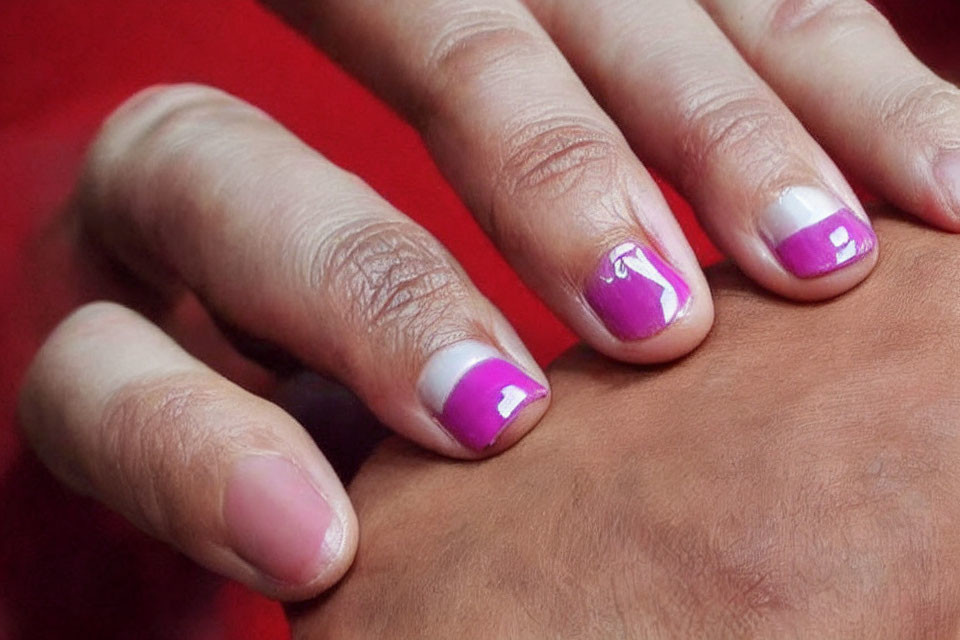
[771,247,879,302]
[472,385,551,457]
[595,292,715,365]
[740,234,879,304]
[577,241,715,365]
[224,454,359,601]
[729,186,882,303]
[417,340,551,458]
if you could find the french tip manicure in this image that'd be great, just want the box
[584,242,692,341]
[224,455,340,586]
[419,341,548,452]
[763,186,877,279]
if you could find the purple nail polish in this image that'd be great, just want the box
[584,242,691,341]
[774,210,876,279]
[763,187,877,279]
[418,341,548,451]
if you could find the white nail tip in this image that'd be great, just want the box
[762,186,846,246]
[417,340,500,414]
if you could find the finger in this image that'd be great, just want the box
[78,84,548,457]
[700,0,960,231]
[519,0,878,300]
[18,302,356,600]
[267,0,714,362]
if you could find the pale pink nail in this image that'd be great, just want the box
[224,455,341,585]
[418,341,547,451]
[584,242,691,341]
[762,186,876,279]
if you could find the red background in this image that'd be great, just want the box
[0,1,956,638]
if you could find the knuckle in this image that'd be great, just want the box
[81,83,256,218]
[79,83,269,271]
[90,83,258,175]
[123,86,256,154]
[52,301,142,344]
[487,112,639,257]
[674,85,792,192]
[110,83,227,125]
[303,217,470,351]
[95,84,226,153]
[18,302,139,487]
[875,77,960,146]
[498,114,623,201]
[765,0,889,41]
[96,373,232,542]
[427,6,541,80]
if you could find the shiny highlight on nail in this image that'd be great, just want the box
[584,242,691,341]
[762,187,876,279]
[418,341,547,451]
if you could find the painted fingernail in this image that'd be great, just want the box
[224,455,341,585]
[762,186,876,279]
[935,150,960,218]
[418,341,548,451]
[584,242,691,341]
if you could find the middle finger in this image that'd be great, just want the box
[273,0,714,362]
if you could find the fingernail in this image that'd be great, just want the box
[418,341,548,451]
[584,242,691,341]
[935,150,960,218]
[762,186,876,279]
[224,455,341,585]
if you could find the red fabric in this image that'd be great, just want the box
[0,1,956,638]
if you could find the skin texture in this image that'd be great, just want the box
[292,214,960,638]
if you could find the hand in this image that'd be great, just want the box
[293,214,960,637]
[16,0,960,606]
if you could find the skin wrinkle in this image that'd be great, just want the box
[309,216,474,359]
[875,77,960,152]
[487,108,646,270]
[762,0,887,43]
[97,372,226,542]
[672,85,801,198]
[427,6,543,80]
[413,3,554,133]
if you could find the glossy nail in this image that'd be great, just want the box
[584,242,691,341]
[762,187,876,279]
[418,341,547,451]
[224,455,341,585]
